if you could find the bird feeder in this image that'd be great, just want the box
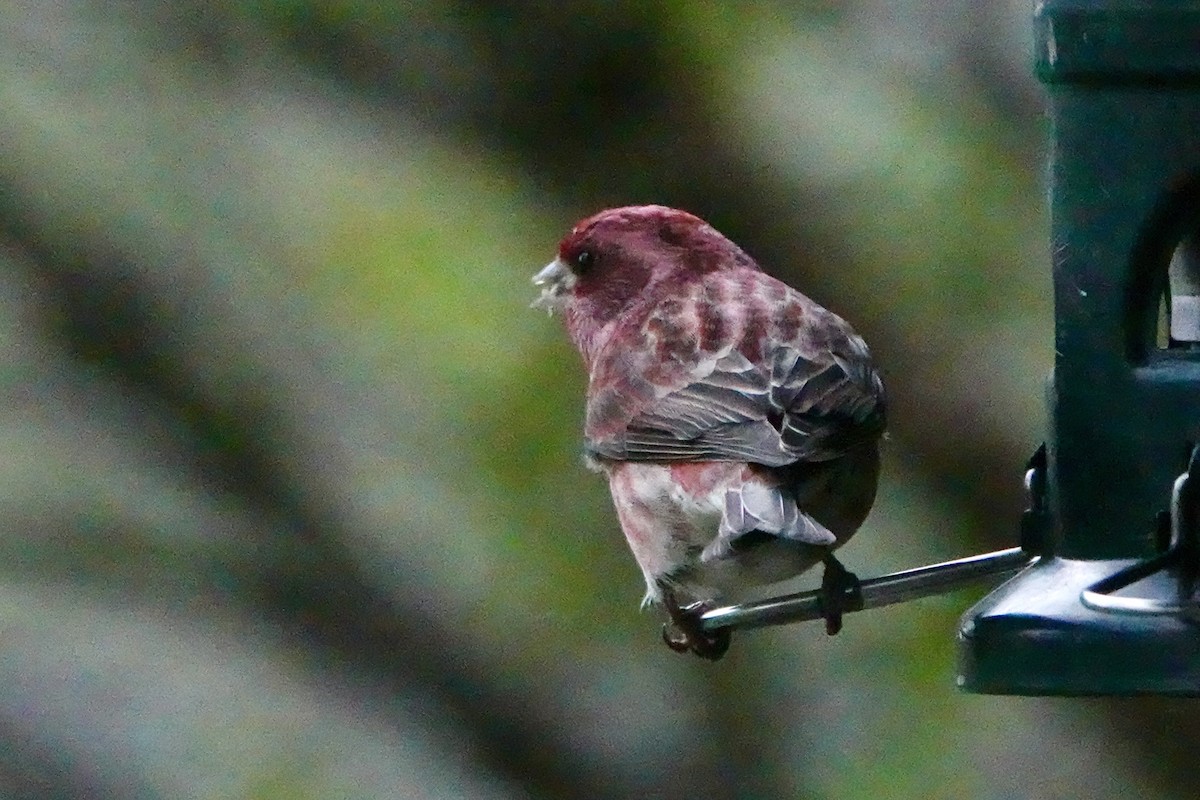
[698,1,1200,693]
[957,0,1200,695]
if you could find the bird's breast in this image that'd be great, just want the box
[665,462,749,511]
[606,461,751,552]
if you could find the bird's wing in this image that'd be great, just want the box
[584,271,884,467]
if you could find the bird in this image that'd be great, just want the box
[532,205,885,659]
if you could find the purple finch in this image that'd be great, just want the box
[534,206,885,658]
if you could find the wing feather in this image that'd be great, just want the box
[584,270,885,466]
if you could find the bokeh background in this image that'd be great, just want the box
[1,2,1197,798]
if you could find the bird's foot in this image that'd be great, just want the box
[661,593,730,661]
[819,554,863,635]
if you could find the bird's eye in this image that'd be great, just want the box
[574,250,594,270]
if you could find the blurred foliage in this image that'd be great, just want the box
[0,1,1195,799]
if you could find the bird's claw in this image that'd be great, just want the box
[661,622,694,653]
[661,595,731,660]
[819,554,863,635]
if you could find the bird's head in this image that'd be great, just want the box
[532,206,755,340]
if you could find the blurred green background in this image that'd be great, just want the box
[0,2,1196,798]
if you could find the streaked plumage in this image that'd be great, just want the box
[534,205,885,657]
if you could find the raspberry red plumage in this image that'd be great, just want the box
[533,205,885,658]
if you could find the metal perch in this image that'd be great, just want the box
[700,547,1037,634]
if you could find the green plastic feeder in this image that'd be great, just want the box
[956,0,1200,695]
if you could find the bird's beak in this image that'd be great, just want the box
[531,258,575,314]
[532,259,567,287]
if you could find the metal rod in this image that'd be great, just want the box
[1080,452,1200,615]
[699,547,1036,633]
